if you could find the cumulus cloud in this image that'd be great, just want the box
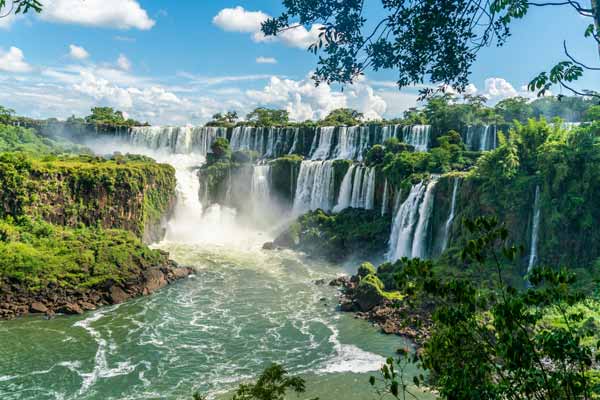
[256,56,277,64]
[69,45,89,60]
[483,77,518,100]
[213,6,268,33]
[117,54,131,71]
[0,13,20,30]
[0,47,32,73]
[40,0,155,30]
[214,6,322,49]
[246,75,386,121]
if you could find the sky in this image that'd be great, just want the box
[0,0,597,125]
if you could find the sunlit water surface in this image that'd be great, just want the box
[0,143,433,400]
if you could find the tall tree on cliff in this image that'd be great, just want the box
[262,0,600,99]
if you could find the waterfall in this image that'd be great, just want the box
[381,180,389,216]
[527,185,542,275]
[311,127,335,160]
[334,126,371,161]
[364,168,376,210]
[441,178,459,252]
[382,125,400,142]
[129,126,226,155]
[333,165,356,212]
[387,179,438,261]
[292,160,335,215]
[251,165,271,207]
[465,125,498,151]
[333,165,376,212]
[402,125,431,152]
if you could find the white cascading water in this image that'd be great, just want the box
[334,126,372,161]
[381,125,400,143]
[250,164,272,220]
[333,165,356,212]
[387,179,438,261]
[441,178,459,252]
[527,185,542,274]
[129,126,227,155]
[465,125,498,151]
[310,127,335,160]
[292,160,335,215]
[402,125,431,152]
[333,165,376,212]
[381,179,389,216]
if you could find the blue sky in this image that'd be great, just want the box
[0,0,597,124]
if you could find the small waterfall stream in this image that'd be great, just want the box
[441,178,460,252]
[402,125,431,152]
[387,179,438,261]
[527,185,542,274]
[292,160,336,215]
[333,165,377,212]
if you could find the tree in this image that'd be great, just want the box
[210,137,231,160]
[84,107,143,127]
[230,364,314,400]
[246,108,289,127]
[262,1,599,99]
[207,111,239,127]
[319,108,363,126]
[495,97,534,124]
[374,217,598,400]
[0,105,15,125]
[0,0,41,16]
[585,105,600,121]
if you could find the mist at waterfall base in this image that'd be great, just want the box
[0,135,435,400]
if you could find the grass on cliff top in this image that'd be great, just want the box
[0,217,168,291]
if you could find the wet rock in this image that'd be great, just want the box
[262,242,276,250]
[143,268,168,294]
[30,302,48,314]
[339,300,356,312]
[171,267,192,280]
[329,276,351,287]
[60,303,84,315]
[79,301,97,311]
[314,279,326,286]
[355,283,384,312]
[109,286,129,304]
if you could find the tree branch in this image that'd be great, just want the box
[563,40,600,70]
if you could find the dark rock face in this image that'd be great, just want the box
[354,283,384,312]
[0,263,193,320]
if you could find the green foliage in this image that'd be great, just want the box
[210,137,232,161]
[318,108,363,126]
[0,151,176,240]
[246,108,290,127]
[0,217,168,290]
[84,107,143,127]
[0,123,83,155]
[0,106,15,125]
[357,262,376,278]
[365,144,386,166]
[230,364,314,400]
[495,97,534,124]
[385,217,599,400]
[206,111,239,127]
[0,0,42,15]
[584,105,600,122]
[277,208,391,262]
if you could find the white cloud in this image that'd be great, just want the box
[69,44,89,60]
[40,0,155,30]
[246,74,387,121]
[256,56,277,64]
[0,47,32,73]
[483,77,518,100]
[212,6,268,33]
[117,54,132,71]
[214,7,321,49]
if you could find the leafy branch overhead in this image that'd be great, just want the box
[262,0,600,99]
[0,0,42,17]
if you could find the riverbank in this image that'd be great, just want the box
[330,275,433,347]
[0,259,193,320]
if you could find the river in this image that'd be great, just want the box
[0,140,431,400]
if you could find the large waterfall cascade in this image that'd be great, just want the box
[387,179,439,261]
[527,185,542,275]
[333,165,377,212]
[465,125,498,151]
[441,178,460,252]
[292,160,336,215]
[402,125,431,152]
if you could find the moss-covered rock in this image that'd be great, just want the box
[0,152,176,243]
